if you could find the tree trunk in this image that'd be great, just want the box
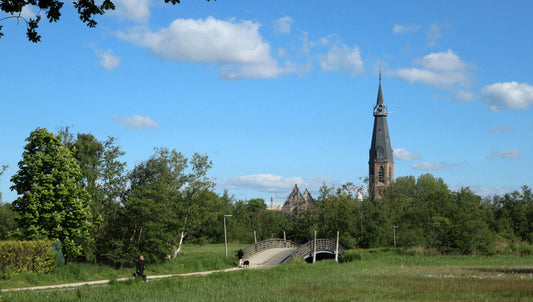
[171,231,186,258]
[170,216,188,259]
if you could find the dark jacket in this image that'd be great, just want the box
[136,258,145,275]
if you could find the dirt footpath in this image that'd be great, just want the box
[2,267,244,292]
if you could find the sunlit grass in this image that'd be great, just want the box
[2,248,533,301]
[0,243,247,290]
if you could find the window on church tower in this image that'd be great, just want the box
[389,168,392,183]
[379,166,384,183]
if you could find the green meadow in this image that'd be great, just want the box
[2,246,533,301]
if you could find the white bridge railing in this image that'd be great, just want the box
[242,238,344,263]
[289,239,345,261]
[242,239,299,259]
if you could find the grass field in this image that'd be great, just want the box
[0,244,247,290]
[2,247,533,301]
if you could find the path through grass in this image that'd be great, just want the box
[3,251,533,301]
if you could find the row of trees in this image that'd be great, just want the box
[1,127,532,267]
[227,176,533,256]
[2,127,232,266]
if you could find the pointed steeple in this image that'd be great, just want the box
[369,72,394,199]
[374,68,388,116]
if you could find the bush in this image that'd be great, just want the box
[0,240,57,278]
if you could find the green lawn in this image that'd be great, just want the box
[2,247,533,301]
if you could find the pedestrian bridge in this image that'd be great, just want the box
[242,238,345,268]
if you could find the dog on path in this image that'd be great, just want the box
[243,260,250,268]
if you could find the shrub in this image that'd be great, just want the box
[0,240,57,278]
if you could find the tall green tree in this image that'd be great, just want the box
[314,183,363,249]
[380,174,494,254]
[447,187,492,254]
[230,198,287,243]
[109,148,216,265]
[10,127,93,260]
[491,186,533,242]
[56,127,127,259]
[71,134,126,259]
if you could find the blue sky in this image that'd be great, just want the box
[1,0,532,205]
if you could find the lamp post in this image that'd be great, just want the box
[393,225,399,247]
[224,215,232,257]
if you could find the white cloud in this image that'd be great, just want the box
[393,24,420,34]
[489,148,521,159]
[274,16,293,34]
[22,5,35,18]
[112,115,158,129]
[471,186,514,197]
[97,49,121,70]
[449,184,514,197]
[112,0,151,23]
[223,174,304,192]
[300,32,312,53]
[319,42,364,76]
[413,161,461,171]
[277,47,288,57]
[426,23,444,47]
[453,90,474,102]
[395,49,473,100]
[394,148,421,160]
[489,124,514,133]
[117,17,288,79]
[480,82,533,111]
[8,5,35,19]
[415,50,467,71]
[221,174,338,198]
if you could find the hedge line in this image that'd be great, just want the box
[0,240,58,279]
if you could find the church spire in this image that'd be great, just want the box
[369,72,394,199]
[374,68,387,116]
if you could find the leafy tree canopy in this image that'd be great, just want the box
[0,0,214,42]
[10,127,93,260]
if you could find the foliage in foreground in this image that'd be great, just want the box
[0,0,214,42]
[3,253,533,302]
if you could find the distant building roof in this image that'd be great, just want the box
[281,184,316,214]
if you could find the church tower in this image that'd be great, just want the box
[369,72,394,199]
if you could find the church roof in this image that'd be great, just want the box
[281,184,316,213]
[369,75,394,163]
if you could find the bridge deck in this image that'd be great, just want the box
[241,238,344,268]
[246,248,296,268]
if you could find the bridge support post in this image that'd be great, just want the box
[335,231,339,262]
[313,230,317,263]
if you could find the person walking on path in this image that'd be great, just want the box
[237,249,244,268]
[135,255,147,281]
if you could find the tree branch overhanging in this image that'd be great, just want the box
[0,0,215,42]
